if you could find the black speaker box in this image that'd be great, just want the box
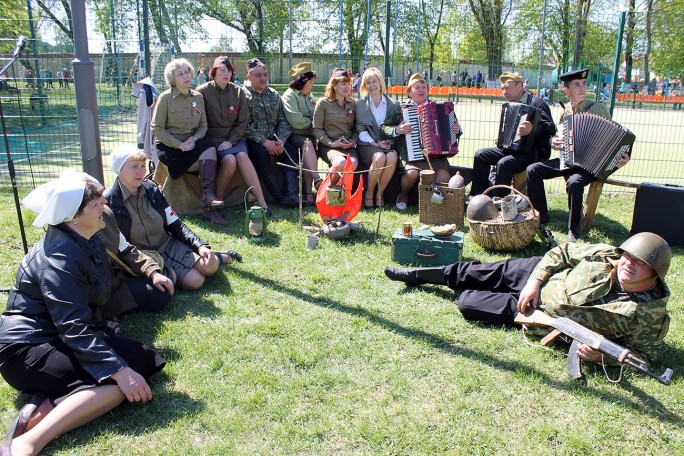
[631,183,684,246]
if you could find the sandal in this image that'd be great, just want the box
[313,178,323,193]
[303,192,315,207]
[364,198,375,209]
[217,250,242,265]
[395,194,408,211]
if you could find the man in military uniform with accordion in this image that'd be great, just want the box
[470,71,556,199]
[527,68,630,243]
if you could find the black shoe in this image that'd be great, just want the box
[263,208,272,218]
[384,266,421,285]
[567,230,578,243]
[383,266,446,286]
[538,224,557,249]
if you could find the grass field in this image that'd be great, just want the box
[0,185,683,455]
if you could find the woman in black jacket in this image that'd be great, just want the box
[0,173,165,455]
[106,145,241,291]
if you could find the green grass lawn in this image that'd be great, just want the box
[1,187,682,455]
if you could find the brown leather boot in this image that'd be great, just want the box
[199,160,224,208]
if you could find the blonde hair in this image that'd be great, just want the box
[163,58,195,86]
[359,68,387,97]
[325,75,352,100]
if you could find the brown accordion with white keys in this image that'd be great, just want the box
[560,112,635,180]
[402,101,461,162]
[496,102,541,154]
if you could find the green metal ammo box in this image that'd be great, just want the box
[391,229,464,267]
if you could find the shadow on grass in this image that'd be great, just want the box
[228,266,683,426]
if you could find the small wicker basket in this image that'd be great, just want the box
[467,185,540,251]
[418,184,465,227]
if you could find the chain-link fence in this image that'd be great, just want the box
[1,0,683,190]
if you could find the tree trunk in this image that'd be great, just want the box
[572,0,592,69]
[624,0,636,85]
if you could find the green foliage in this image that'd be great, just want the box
[651,0,684,79]
[0,0,32,55]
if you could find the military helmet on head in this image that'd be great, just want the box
[466,195,499,222]
[618,232,671,280]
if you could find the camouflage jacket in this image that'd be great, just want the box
[530,242,670,363]
[243,82,291,144]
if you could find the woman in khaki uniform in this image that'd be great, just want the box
[312,69,358,183]
[198,56,271,221]
[282,62,323,205]
[355,68,399,208]
[152,58,223,212]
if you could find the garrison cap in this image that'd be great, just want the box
[499,71,524,83]
[560,68,589,83]
[407,73,426,85]
[289,62,312,78]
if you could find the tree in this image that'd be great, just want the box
[467,0,512,81]
[34,0,73,41]
[571,0,592,69]
[623,0,636,84]
[650,0,684,81]
[0,0,32,55]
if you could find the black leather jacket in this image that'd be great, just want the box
[0,225,127,383]
[104,179,208,252]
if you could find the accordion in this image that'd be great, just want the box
[496,102,541,154]
[561,112,635,180]
[402,101,460,162]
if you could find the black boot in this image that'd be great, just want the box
[383,266,446,286]
[262,174,283,204]
[280,170,299,207]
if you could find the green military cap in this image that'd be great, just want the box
[499,71,524,83]
[407,73,425,85]
[559,68,589,83]
[289,62,312,78]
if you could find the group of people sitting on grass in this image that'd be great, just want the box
[0,59,665,456]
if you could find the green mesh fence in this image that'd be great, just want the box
[1,0,683,191]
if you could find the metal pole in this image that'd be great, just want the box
[288,0,293,71]
[71,0,104,183]
[339,0,343,69]
[26,0,46,122]
[142,0,152,77]
[384,0,391,86]
[610,12,627,117]
[536,0,548,95]
[416,0,422,71]
[109,0,121,104]
[363,0,371,70]
[391,0,398,85]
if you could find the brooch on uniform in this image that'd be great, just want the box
[228,105,235,115]
[346,108,354,118]
[191,101,202,116]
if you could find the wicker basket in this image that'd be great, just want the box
[418,184,465,226]
[467,185,539,251]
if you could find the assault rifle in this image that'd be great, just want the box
[515,310,673,385]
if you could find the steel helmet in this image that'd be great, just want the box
[618,232,671,280]
[466,194,499,222]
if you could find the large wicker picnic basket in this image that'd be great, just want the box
[418,183,465,226]
[467,185,539,251]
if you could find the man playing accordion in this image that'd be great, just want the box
[526,68,630,243]
[469,71,556,199]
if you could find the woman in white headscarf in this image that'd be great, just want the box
[0,172,165,455]
[105,145,242,291]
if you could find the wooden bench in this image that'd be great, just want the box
[581,177,640,232]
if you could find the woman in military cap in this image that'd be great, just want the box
[282,62,324,205]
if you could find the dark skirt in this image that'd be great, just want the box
[157,138,216,179]
[0,336,165,403]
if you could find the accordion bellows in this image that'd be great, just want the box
[561,112,636,180]
[402,101,460,162]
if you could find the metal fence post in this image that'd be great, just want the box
[71,0,104,183]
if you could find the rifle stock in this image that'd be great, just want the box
[515,310,673,385]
